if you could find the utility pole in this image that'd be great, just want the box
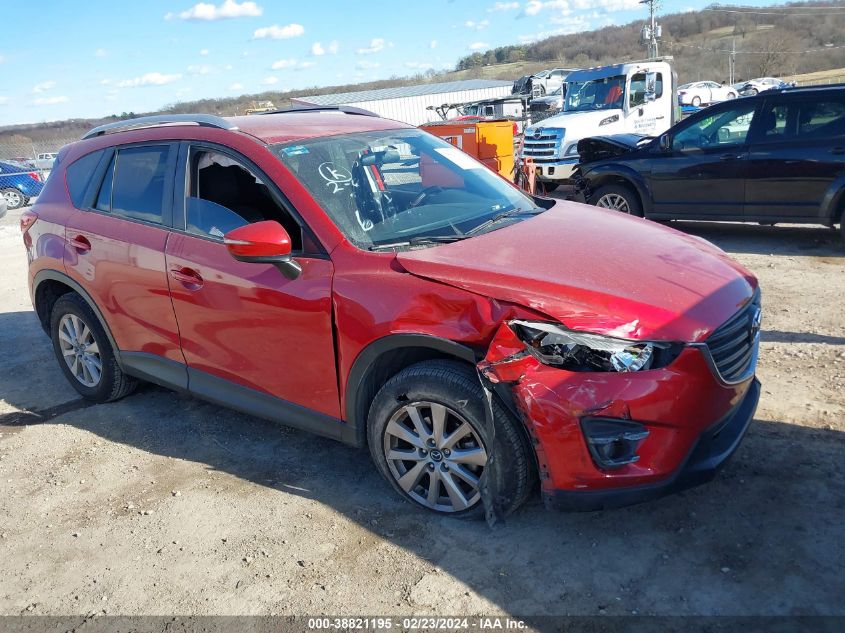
[639,0,661,59]
[729,38,737,85]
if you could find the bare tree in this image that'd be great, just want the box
[754,31,801,77]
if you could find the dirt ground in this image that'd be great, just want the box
[0,202,843,617]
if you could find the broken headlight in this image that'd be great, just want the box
[510,320,682,373]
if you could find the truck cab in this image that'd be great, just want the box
[522,58,678,186]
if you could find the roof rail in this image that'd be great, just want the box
[259,105,379,117]
[82,114,238,140]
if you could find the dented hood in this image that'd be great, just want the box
[397,203,757,343]
[577,134,647,164]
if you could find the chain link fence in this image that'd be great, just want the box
[0,135,78,210]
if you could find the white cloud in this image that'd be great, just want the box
[465,19,490,30]
[33,96,69,106]
[0,96,8,105]
[224,63,233,70]
[488,1,520,11]
[311,40,339,56]
[100,79,111,85]
[519,0,570,17]
[116,72,182,88]
[518,19,590,41]
[405,61,435,70]
[271,58,298,69]
[261,76,278,85]
[468,42,489,50]
[95,48,107,58]
[297,61,316,70]
[229,82,243,91]
[200,48,210,56]
[166,0,262,21]
[357,38,386,54]
[187,64,213,75]
[253,23,304,39]
[573,0,638,10]
[356,60,380,69]
[32,81,56,94]
[429,40,438,49]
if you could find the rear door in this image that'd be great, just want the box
[63,143,185,372]
[744,93,845,220]
[648,100,758,218]
[164,142,340,418]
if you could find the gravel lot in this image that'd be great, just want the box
[1,203,843,617]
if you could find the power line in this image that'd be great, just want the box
[705,5,845,16]
[668,41,845,54]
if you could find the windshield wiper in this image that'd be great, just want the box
[368,235,464,252]
[464,207,545,238]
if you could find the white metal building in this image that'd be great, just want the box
[290,80,513,126]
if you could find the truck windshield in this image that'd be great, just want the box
[273,128,539,250]
[565,75,626,112]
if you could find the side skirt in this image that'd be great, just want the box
[121,352,355,445]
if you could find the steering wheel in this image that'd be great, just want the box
[408,186,444,209]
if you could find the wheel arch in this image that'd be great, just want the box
[32,270,122,365]
[819,176,845,225]
[583,166,651,215]
[344,334,479,448]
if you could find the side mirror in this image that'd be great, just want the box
[659,133,672,152]
[224,220,302,280]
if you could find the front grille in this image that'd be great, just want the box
[521,127,564,163]
[704,291,761,383]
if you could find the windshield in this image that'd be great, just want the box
[273,129,539,250]
[565,75,626,112]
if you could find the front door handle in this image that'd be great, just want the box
[169,267,204,290]
[719,153,742,161]
[68,235,91,253]
[831,146,845,155]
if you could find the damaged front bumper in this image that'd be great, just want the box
[478,322,760,512]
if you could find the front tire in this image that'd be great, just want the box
[727,91,737,99]
[2,188,24,210]
[691,96,702,107]
[367,360,534,518]
[590,184,643,217]
[50,292,137,402]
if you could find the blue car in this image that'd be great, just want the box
[0,160,45,210]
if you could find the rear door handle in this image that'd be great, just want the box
[169,267,204,289]
[68,235,91,253]
[719,153,743,161]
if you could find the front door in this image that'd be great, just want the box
[164,143,340,418]
[648,101,758,218]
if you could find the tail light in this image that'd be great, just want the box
[20,210,38,233]
[28,172,41,182]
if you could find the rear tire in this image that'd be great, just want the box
[50,292,137,403]
[590,184,643,217]
[727,91,737,99]
[367,360,534,518]
[691,96,702,107]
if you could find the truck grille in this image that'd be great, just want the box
[704,291,761,383]
[521,128,563,163]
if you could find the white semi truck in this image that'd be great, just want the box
[522,58,679,189]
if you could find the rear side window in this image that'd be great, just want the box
[95,145,170,224]
[65,150,103,208]
[754,96,845,142]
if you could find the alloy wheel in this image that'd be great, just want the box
[2,189,23,209]
[383,401,488,513]
[58,314,102,387]
[595,193,631,213]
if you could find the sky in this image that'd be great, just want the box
[0,0,792,126]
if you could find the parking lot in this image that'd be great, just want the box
[0,202,843,616]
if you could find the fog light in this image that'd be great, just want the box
[581,418,649,469]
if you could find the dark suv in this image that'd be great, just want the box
[23,109,760,518]
[575,85,845,235]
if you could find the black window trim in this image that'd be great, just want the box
[77,140,178,230]
[172,140,327,258]
[668,98,762,153]
[748,93,845,145]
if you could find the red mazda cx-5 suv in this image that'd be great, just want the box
[22,109,761,517]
